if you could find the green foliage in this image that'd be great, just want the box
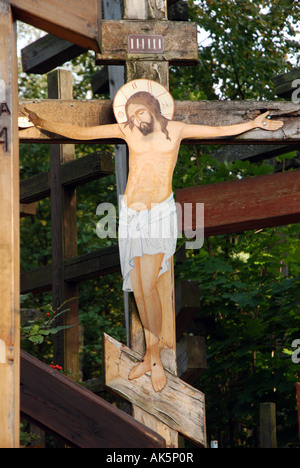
[177,226,300,447]
[185,0,300,100]
[21,295,75,345]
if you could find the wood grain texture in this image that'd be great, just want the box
[20,350,166,448]
[11,0,101,51]
[47,69,80,378]
[20,151,113,204]
[21,34,86,74]
[96,20,198,65]
[104,333,206,447]
[0,2,20,448]
[19,99,300,144]
[20,245,121,294]
[176,169,300,237]
[120,0,179,447]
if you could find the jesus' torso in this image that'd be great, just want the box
[120,121,182,210]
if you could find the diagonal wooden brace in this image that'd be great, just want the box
[103,333,206,447]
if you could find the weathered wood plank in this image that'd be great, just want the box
[211,144,300,164]
[63,246,120,283]
[20,151,113,204]
[259,402,277,448]
[20,350,166,448]
[103,333,206,447]
[48,69,79,378]
[20,5,188,75]
[175,280,200,341]
[176,169,300,237]
[21,34,86,75]
[124,0,167,20]
[273,69,300,99]
[20,246,120,294]
[19,99,300,144]
[20,202,36,217]
[177,336,207,384]
[11,0,101,52]
[20,171,49,204]
[0,1,20,448]
[95,20,198,65]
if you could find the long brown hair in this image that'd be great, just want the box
[124,91,171,140]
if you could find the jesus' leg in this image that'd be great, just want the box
[128,253,167,392]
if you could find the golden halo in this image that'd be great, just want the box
[113,79,175,124]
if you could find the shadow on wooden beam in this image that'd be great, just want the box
[20,350,165,448]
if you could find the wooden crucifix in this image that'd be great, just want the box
[22,79,282,445]
[19,0,284,449]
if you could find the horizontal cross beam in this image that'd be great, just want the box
[20,151,113,204]
[177,169,300,237]
[21,34,86,75]
[20,246,120,294]
[19,99,300,145]
[104,333,206,447]
[11,0,101,52]
[20,169,300,293]
[211,144,300,164]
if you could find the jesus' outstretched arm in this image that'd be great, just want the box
[180,111,283,140]
[21,107,125,141]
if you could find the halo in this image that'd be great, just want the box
[113,79,175,124]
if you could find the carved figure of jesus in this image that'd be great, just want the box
[22,79,283,392]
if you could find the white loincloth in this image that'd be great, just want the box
[118,192,178,292]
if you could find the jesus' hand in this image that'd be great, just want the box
[253,111,284,131]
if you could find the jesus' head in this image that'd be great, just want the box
[124,91,171,140]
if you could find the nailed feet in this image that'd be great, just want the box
[128,349,167,392]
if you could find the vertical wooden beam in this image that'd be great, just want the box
[102,0,130,344]
[260,402,277,448]
[0,0,20,448]
[124,0,178,447]
[48,69,79,379]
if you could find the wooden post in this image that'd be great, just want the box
[48,69,80,379]
[0,0,20,448]
[123,0,177,448]
[260,402,277,448]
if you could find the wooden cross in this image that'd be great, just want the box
[97,0,204,448]
[2,0,300,448]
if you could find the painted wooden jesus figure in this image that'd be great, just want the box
[23,79,283,392]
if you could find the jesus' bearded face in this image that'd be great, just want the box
[127,104,154,136]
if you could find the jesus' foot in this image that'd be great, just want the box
[128,353,152,381]
[128,351,167,392]
[151,361,167,392]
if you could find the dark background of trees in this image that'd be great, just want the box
[18,0,300,448]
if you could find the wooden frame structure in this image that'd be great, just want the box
[1,0,299,448]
